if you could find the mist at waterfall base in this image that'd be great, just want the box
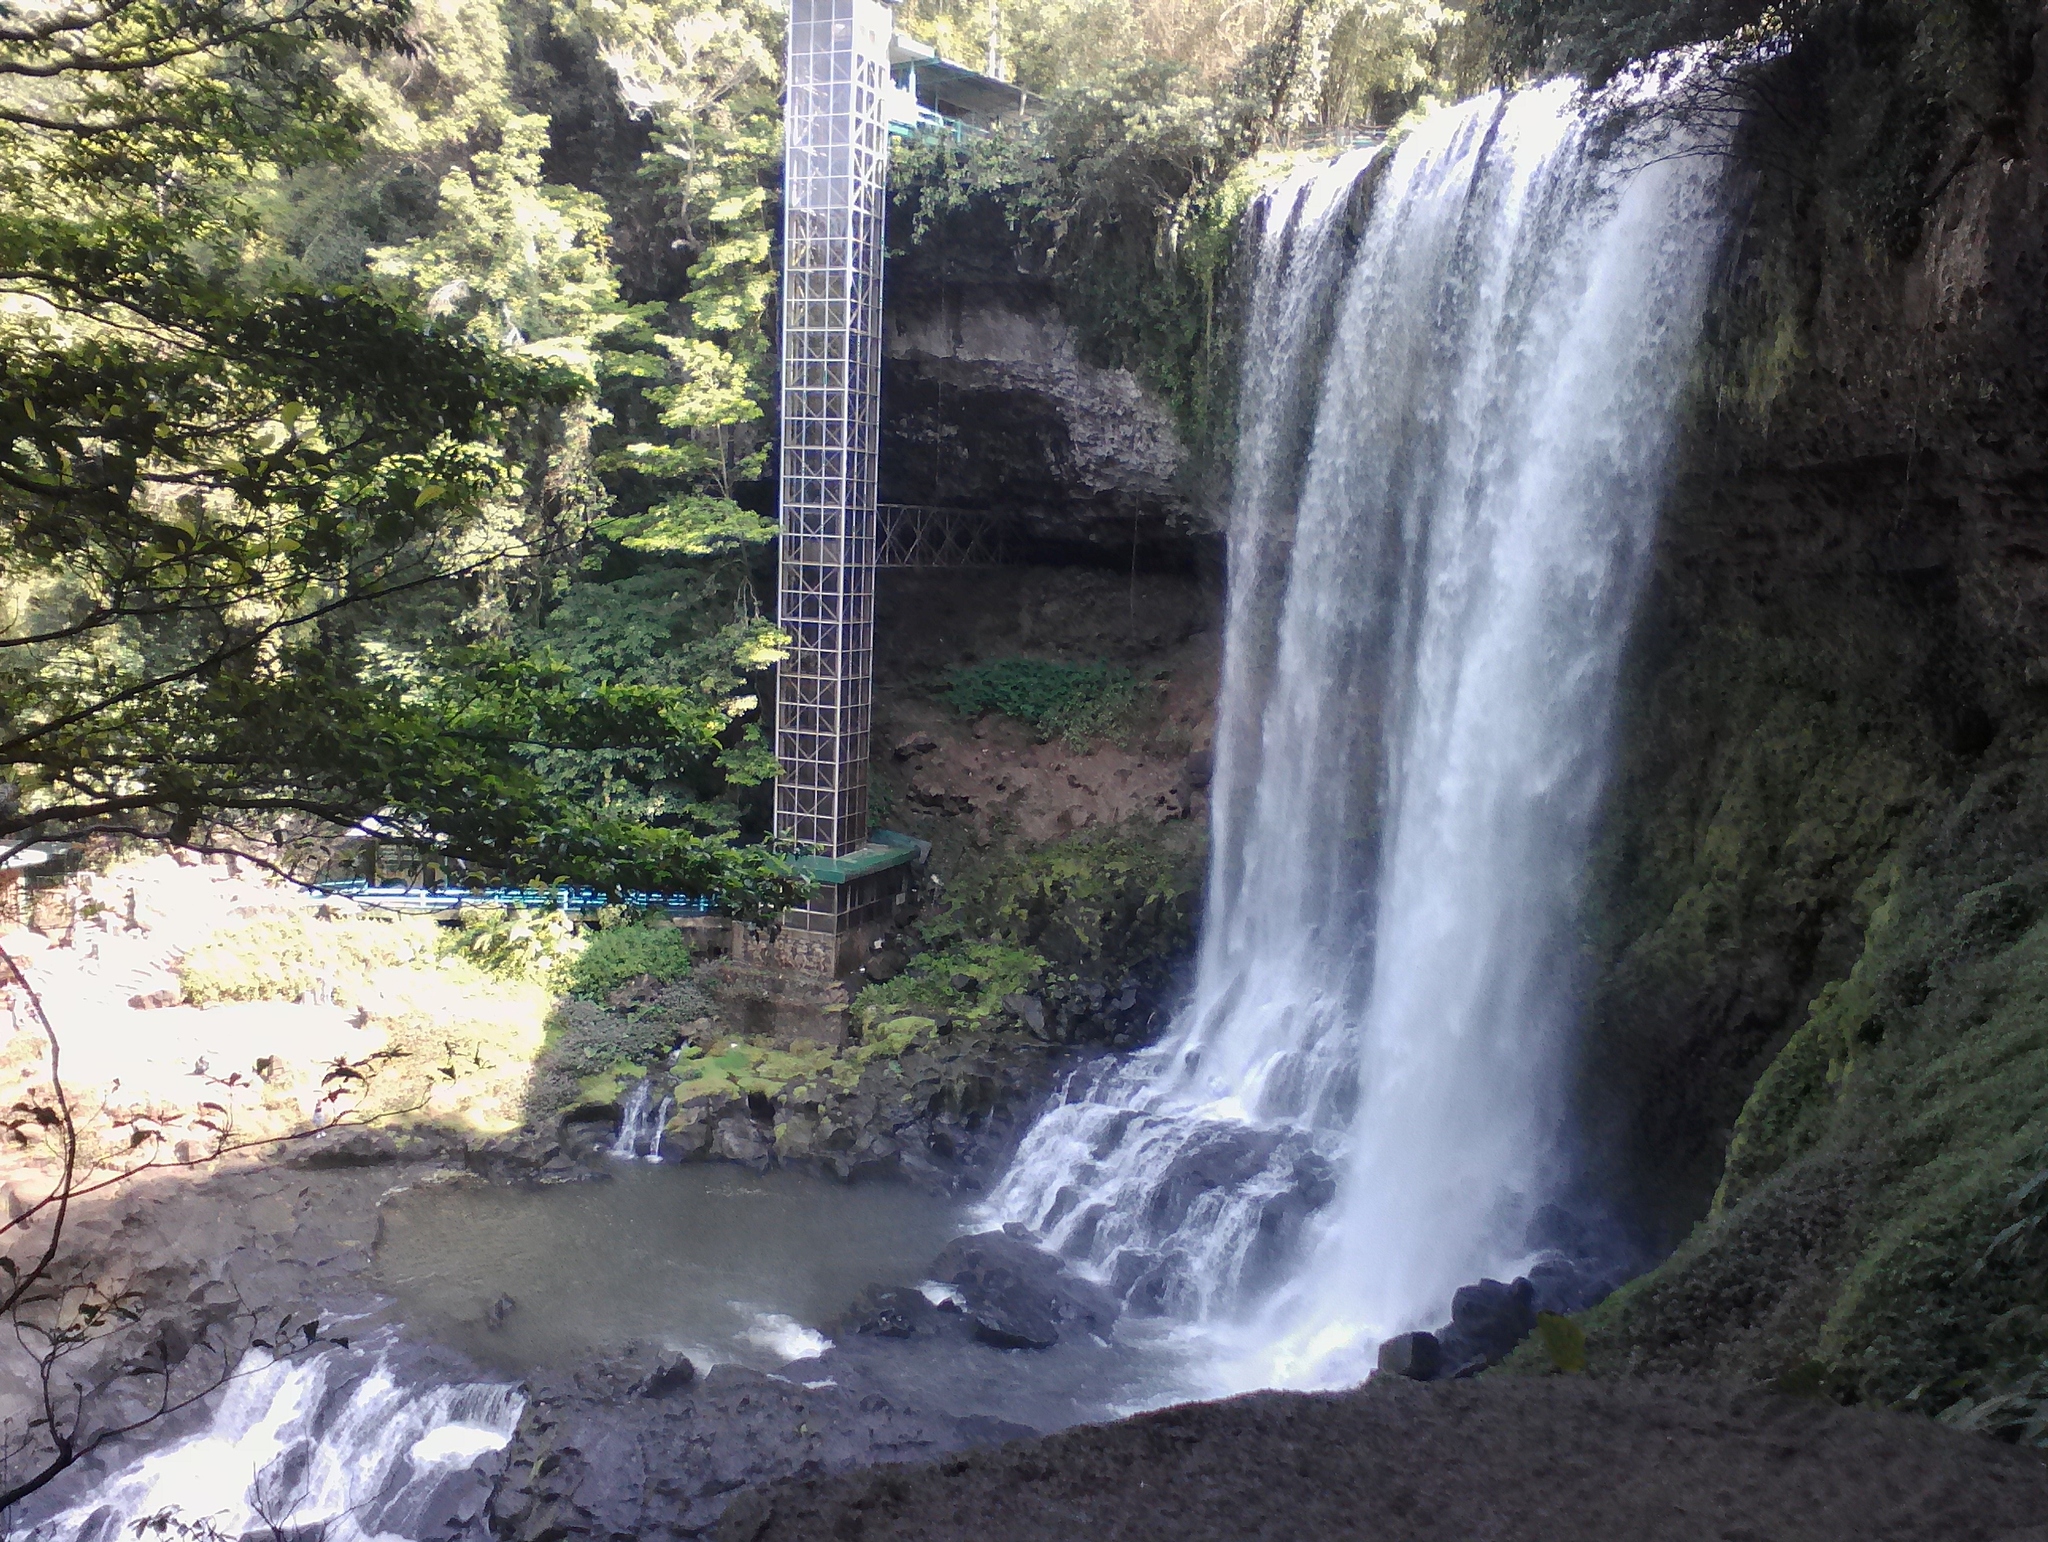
[992,77,1732,1393]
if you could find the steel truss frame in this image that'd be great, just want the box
[775,0,893,860]
[875,504,1010,567]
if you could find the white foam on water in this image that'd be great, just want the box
[26,1347,522,1542]
[739,1309,833,1363]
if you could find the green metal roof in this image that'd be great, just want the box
[792,829,924,885]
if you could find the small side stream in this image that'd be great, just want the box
[608,1079,674,1161]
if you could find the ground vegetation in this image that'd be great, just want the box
[944,657,1142,746]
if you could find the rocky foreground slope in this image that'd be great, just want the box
[718,1375,2048,1542]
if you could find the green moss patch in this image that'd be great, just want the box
[855,941,1049,1033]
[932,825,1200,974]
[1581,739,2048,1431]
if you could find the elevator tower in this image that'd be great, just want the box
[758,0,916,974]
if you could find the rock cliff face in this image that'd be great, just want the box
[1571,11,2048,1410]
[880,206,1210,559]
[1588,15,2048,1222]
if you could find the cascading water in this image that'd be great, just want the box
[22,1342,521,1542]
[991,75,1734,1389]
[611,1078,671,1161]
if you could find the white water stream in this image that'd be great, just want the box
[991,77,1733,1390]
[25,1345,522,1542]
[611,1077,674,1160]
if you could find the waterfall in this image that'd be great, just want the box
[22,1344,521,1542]
[612,1078,667,1160]
[990,77,1732,1389]
[647,1093,675,1161]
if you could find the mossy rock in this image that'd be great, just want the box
[565,1072,630,1123]
[1593,741,2048,1410]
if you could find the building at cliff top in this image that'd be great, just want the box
[886,29,1031,137]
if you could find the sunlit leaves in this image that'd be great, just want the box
[564,0,779,512]
[601,493,776,556]
[0,0,798,915]
[368,113,617,368]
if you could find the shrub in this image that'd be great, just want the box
[444,904,581,983]
[944,658,1141,744]
[940,824,1203,974]
[853,939,1050,1030]
[178,911,437,1006]
[564,923,695,1003]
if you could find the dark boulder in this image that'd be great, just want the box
[840,1286,948,1341]
[928,1229,1119,1351]
[1144,1125,1285,1232]
[1002,992,1049,1037]
[1445,1276,1537,1364]
[636,1354,697,1397]
[1142,1125,1334,1240]
[1526,1256,1617,1317]
[1376,1330,1442,1381]
[1292,1150,1338,1210]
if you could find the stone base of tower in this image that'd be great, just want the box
[730,831,923,978]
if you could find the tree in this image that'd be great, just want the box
[0,0,807,913]
[552,0,783,558]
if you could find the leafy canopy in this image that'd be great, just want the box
[0,0,803,912]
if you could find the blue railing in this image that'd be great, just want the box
[313,880,720,917]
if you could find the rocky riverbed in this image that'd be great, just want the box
[3,1126,1188,1540]
[14,1104,2048,1542]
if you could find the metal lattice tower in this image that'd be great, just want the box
[775,0,893,861]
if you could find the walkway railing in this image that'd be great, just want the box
[1270,125,1393,155]
[875,504,1011,567]
[313,881,720,917]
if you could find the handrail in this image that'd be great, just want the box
[312,880,721,917]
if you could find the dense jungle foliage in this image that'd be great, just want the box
[0,0,799,909]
